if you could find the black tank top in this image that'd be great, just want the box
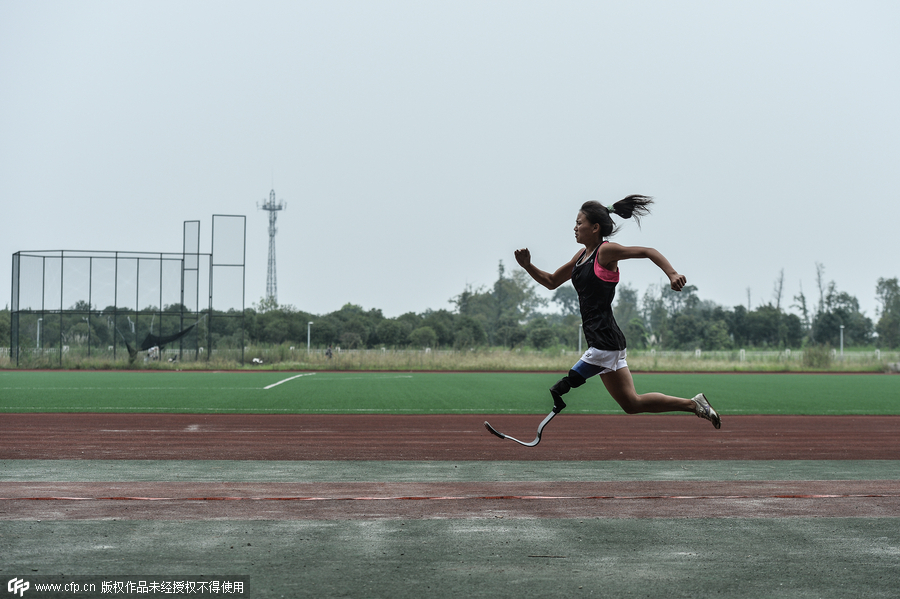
[571,242,626,351]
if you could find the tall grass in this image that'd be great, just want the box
[2,344,898,372]
[220,346,900,373]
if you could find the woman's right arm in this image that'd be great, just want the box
[514,248,579,290]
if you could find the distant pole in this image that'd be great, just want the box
[37,318,42,349]
[308,322,313,354]
[840,325,844,356]
[578,323,583,353]
[258,189,286,305]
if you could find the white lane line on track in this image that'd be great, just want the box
[264,373,316,390]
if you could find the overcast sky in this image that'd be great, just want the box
[2,1,898,320]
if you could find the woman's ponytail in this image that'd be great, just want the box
[581,194,654,237]
[609,195,653,228]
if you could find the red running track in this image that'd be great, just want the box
[3,414,899,520]
[2,413,899,461]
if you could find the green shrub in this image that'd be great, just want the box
[802,345,833,369]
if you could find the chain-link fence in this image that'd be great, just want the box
[9,216,246,367]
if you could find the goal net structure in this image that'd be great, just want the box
[9,215,246,367]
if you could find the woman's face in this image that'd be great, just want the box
[574,211,599,245]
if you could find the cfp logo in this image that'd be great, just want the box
[7,579,29,597]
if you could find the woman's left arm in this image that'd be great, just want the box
[598,242,687,291]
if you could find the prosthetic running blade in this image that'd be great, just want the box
[484,410,557,447]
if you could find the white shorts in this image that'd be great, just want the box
[578,347,628,375]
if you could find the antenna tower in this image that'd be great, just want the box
[258,189,286,304]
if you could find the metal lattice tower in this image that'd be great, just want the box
[258,189,286,304]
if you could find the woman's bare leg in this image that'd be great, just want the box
[599,367,694,414]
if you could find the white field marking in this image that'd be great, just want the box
[263,372,316,390]
[262,373,413,390]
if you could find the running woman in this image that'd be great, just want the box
[514,195,721,428]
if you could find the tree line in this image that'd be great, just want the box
[223,262,900,351]
[3,263,899,352]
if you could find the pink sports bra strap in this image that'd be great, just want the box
[593,242,620,283]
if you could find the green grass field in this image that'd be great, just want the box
[1,370,897,415]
